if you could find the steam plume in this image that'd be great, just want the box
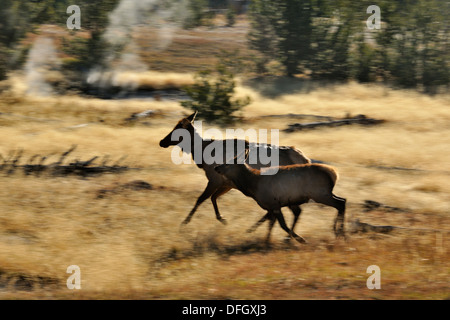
[25,37,60,96]
[87,0,190,90]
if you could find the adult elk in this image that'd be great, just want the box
[159,112,311,230]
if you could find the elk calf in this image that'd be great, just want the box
[214,162,346,243]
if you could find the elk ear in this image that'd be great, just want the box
[235,148,249,164]
[244,148,249,161]
[186,111,197,123]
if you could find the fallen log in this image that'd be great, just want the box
[363,200,409,213]
[350,219,396,234]
[50,163,129,177]
[124,109,156,122]
[284,114,384,132]
[257,113,334,121]
[0,146,132,177]
[350,219,450,235]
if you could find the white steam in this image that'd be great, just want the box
[25,37,61,96]
[87,0,190,90]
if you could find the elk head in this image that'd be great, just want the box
[159,111,197,148]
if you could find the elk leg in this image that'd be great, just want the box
[211,186,232,225]
[289,204,303,232]
[265,211,276,243]
[247,212,270,233]
[312,193,346,238]
[181,181,218,225]
[273,208,306,244]
[248,203,305,234]
[332,195,346,239]
[281,205,303,243]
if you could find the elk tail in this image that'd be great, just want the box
[315,163,339,187]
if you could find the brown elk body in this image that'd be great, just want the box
[214,162,346,243]
[159,112,311,229]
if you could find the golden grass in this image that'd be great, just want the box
[109,71,194,90]
[0,78,449,299]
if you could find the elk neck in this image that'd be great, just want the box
[227,164,260,198]
[187,124,213,169]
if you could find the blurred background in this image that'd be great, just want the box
[0,0,448,299]
[0,0,448,98]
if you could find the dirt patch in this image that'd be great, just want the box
[0,269,59,291]
[96,180,154,199]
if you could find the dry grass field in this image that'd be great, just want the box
[0,75,449,299]
[0,13,448,300]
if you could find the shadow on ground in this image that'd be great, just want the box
[153,236,299,267]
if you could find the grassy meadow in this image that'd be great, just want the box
[0,75,449,299]
[0,14,449,300]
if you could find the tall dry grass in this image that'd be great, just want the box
[0,78,448,299]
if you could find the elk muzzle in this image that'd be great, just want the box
[159,138,170,148]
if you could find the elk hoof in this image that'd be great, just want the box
[335,231,346,240]
[181,218,191,226]
[294,235,307,244]
[219,218,228,225]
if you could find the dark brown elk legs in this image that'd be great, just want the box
[332,196,346,238]
[289,204,303,232]
[272,209,307,244]
[246,213,269,233]
[245,211,278,239]
[181,181,219,225]
[211,186,232,225]
[247,204,303,234]
[311,193,346,238]
[265,213,276,243]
